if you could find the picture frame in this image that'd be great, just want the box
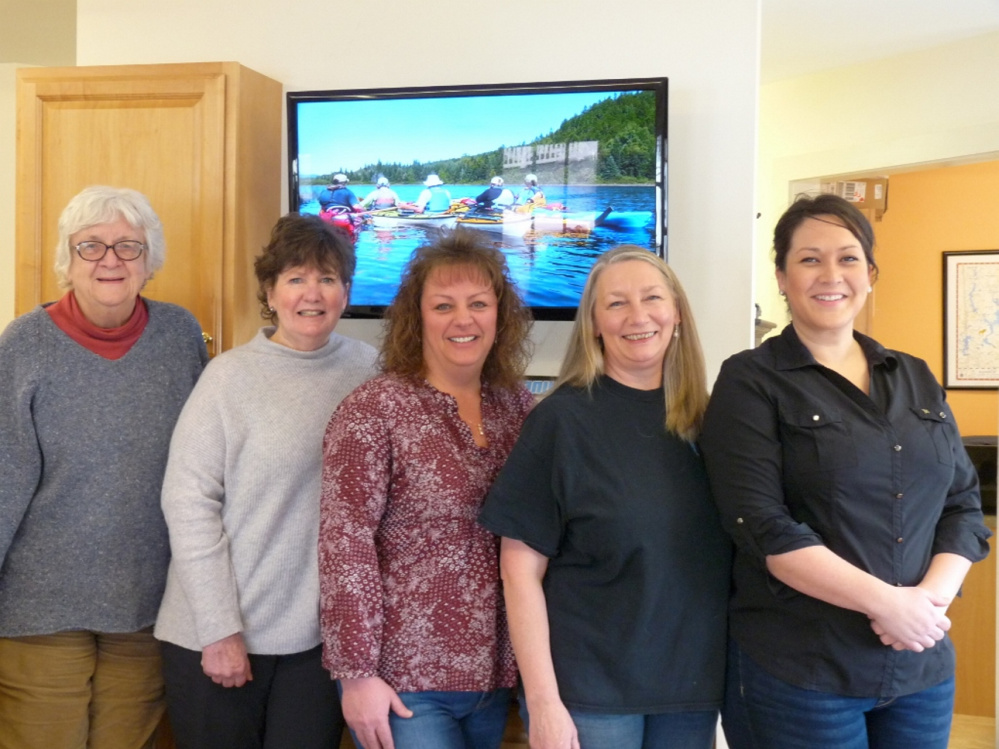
[943,249,999,389]
[286,78,668,320]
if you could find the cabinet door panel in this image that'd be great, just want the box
[17,73,226,348]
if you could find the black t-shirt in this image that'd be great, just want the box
[699,324,991,698]
[480,376,731,713]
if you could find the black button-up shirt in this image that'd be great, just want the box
[700,325,991,698]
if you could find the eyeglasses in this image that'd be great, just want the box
[74,241,146,262]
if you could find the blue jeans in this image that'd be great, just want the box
[520,697,717,749]
[344,687,511,749]
[722,639,955,749]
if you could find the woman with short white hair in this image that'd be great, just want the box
[0,185,208,748]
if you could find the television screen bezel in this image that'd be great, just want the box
[286,77,668,321]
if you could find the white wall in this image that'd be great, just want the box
[0,65,18,330]
[73,0,761,381]
[756,30,999,334]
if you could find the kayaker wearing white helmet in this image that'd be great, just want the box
[475,176,515,209]
[414,174,452,214]
[318,174,362,213]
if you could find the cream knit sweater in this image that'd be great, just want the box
[155,328,377,654]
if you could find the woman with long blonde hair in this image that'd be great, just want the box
[480,246,731,749]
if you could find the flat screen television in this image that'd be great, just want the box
[287,77,667,320]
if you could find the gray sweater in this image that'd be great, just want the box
[0,301,208,636]
[155,328,377,654]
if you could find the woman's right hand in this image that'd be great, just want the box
[201,632,253,687]
[500,538,575,749]
[527,699,580,749]
[340,676,413,749]
[868,585,951,652]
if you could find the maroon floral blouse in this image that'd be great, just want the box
[319,373,533,692]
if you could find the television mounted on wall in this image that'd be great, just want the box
[287,77,667,321]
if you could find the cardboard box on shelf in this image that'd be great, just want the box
[820,177,888,219]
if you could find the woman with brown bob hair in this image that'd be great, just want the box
[319,228,534,749]
[155,213,378,748]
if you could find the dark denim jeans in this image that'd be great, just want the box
[519,688,717,749]
[566,710,717,749]
[722,639,954,749]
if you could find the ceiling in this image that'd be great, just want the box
[761,0,999,82]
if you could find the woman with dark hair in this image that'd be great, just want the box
[319,227,534,749]
[699,194,991,749]
[480,246,731,749]
[155,213,377,748]
[0,185,207,749]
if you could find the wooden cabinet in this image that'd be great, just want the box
[950,516,996,717]
[16,62,282,353]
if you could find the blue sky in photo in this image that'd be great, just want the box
[294,90,629,174]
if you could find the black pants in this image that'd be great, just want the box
[161,641,344,749]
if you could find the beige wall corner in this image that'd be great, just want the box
[0,0,76,66]
[0,0,74,329]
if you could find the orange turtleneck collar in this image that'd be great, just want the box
[46,291,149,360]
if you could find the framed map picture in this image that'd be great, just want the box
[943,250,999,389]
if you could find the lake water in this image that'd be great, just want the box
[298,183,661,311]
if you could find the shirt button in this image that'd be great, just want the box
[896,537,904,543]
[896,582,903,587]
[893,444,902,452]
[812,414,820,421]
[939,412,947,419]
[895,493,904,499]
[736,518,744,524]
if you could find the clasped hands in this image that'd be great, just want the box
[868,585,952,652]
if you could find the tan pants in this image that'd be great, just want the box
[0,630,165,749]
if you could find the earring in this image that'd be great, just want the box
[779,290,786,297]
[673,325,680,340]
[867,286,873,293]
[268,306,275,313]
